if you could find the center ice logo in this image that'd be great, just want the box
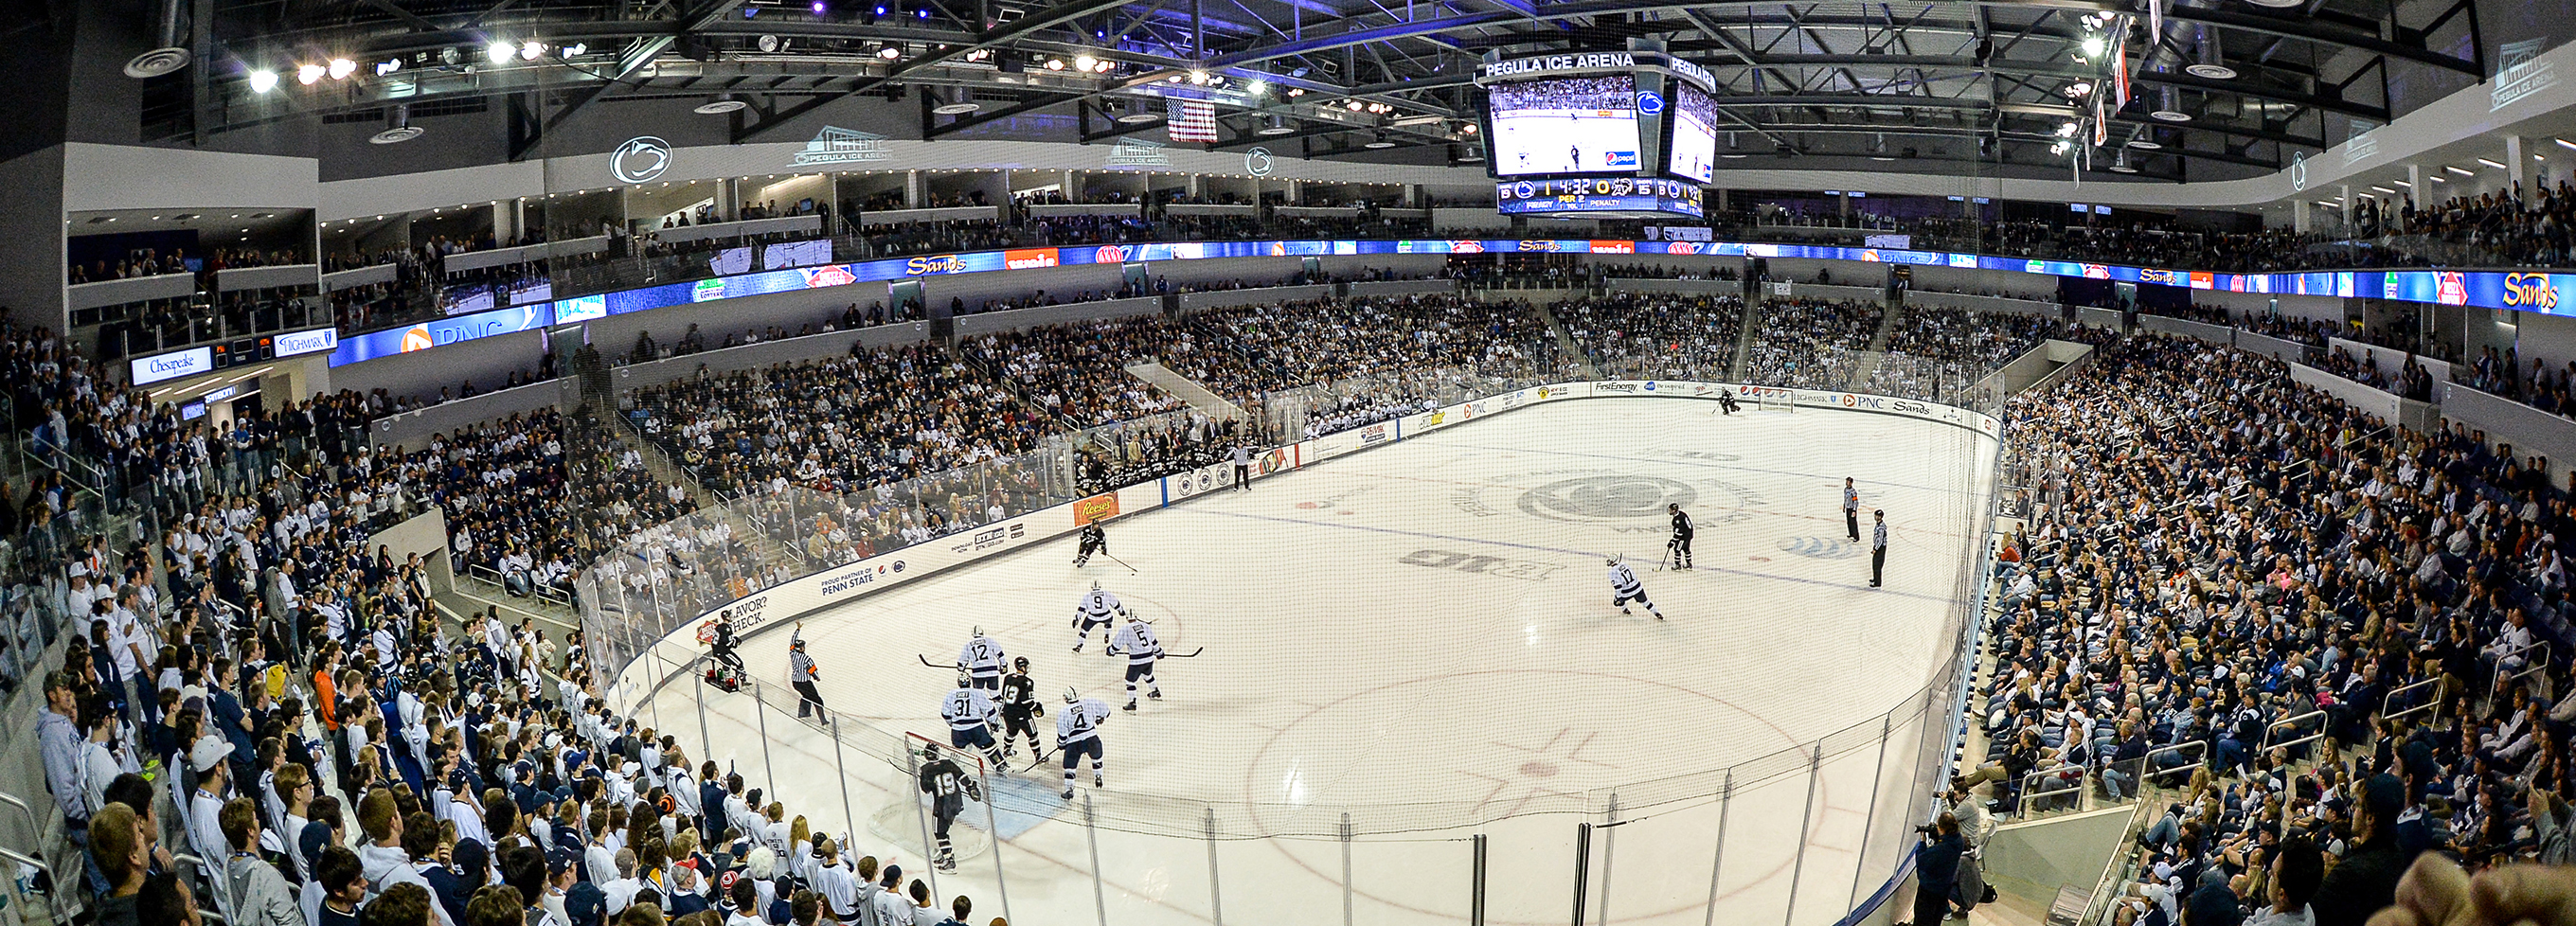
[1516,473,1695,524]
[1454,468,1763,526]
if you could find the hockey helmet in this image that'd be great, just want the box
[921,743,940,761]
[957,671,974,688]
[972,625,984,638]
[1012,656,1029,670]
[1605,555,1621,565]
[1064,686,1082,703]
[1091,579,1102,591]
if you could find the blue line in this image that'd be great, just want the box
[1422,438,1990,496]
[1172,507,1960,603]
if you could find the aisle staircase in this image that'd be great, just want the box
[1124,361,1248,420]
[1533,302,1603,380]
[1726,305,1762,382]
[1844,302,1906,390]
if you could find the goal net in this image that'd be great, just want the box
[1756,388,1797,413]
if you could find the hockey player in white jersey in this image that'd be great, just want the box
[1055,687,1113,799]
[1105,614,1164,711]
[956,628,1008,691]
[939,673,1010,772]
[1069,580,1129,652]
[1606,556,1664,619]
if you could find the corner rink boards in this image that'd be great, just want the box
[640,396,1998,926]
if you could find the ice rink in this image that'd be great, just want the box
[632,397,1996,926]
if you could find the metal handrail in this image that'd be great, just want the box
[0,846,73,925]
[2140,741,2208,788]
[0,791,52,855]
[2015,764,2086,818]
[2261,710,2329,753]
[2493,640,2551,697]
[463,562,578,610]
[2382,676,2446,724]
[170,853,231,925]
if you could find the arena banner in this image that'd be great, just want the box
[344,235,2576,370]
[1071,490,1121,525]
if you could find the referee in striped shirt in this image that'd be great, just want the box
[1843,477,1861,542]
[1869,510,1887,588]
[790,622,828,721]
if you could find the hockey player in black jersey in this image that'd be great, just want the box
[998,656,1046,761]
[1073,524,1106,566]
[1666,503,1695,570]
[916,743,984,872]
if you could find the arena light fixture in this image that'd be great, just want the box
[2446,165,2475,176]
[1285,87,1303,98]
[2391,179,2410,187]
[2056,121,2079,137]
[296,63,326,85]
[374,60,401,77]
[694,95,747,115]
[327,58,356,80]
[520,41,545,61]
[2371,186,2395,194]
[2109,151,2138,173]
[2125,137,2161,150]
[2478,157,2506,169]
[2559,137,2576,151]
[487,41,514,64]
[2081,35,2107,58]
[877,45,901,59]
[1346,99,1363,111]
[1190,69,1208,84]
[247,69,278,93]
[1245,79,1266,95]
[1257,116,1294,135]
[1072,54,1097,72]
[1044,58,1064,70]
[1094,59,1115,73]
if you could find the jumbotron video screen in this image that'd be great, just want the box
[1487,75,1641,176]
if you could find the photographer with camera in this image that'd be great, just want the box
[1906,811,1966,926]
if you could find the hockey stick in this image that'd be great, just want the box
[1158,647,1208,658]
[1102,552,1139,575]
[916,654,957,671]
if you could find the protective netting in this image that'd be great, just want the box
[576,368,2012,841]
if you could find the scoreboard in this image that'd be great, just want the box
[1495,177,1705,217]
[1475,45,1717,220]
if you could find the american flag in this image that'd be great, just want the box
[1167,98,1218,142]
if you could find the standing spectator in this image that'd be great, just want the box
[1909,812,1964,926]
[221,797,303,926]
[2311,775,2409,926]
